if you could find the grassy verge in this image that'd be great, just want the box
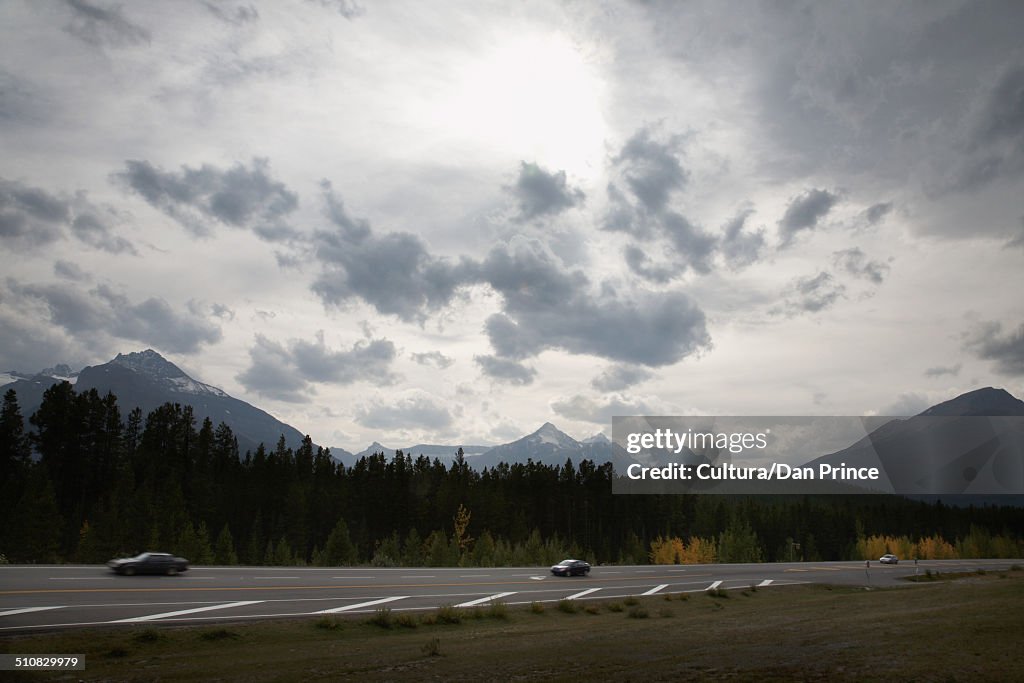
[2,574,1023,681]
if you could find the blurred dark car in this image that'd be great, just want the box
[551,559,591,576]
[107,552,190,575]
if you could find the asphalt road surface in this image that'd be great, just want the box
[1,559,1020,633]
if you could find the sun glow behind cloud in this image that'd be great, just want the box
[431,33,608,182]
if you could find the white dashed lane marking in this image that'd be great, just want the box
[642,584,669,596]
[454,592,517,608]
[316,596,407,614]
[0,606,66,617]
[565,588,601,600]
[113,601,264,623]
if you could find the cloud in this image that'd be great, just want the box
[290,332,396,385]
[410,351,454,369]
[623,245,676,283]
[0,309,81,374]
[507,161,584,220]
[63,0,151,48]
[550,393,661,425]
[7,279,221,354]
[964,320,1024,375]
[719,209,765,269]
[355,391,453,430]
[863,202,893,226]
[236,331,397,401]
[236,335,310,403]
[879,392,931,417]
[591,364,653,392]
[613,128,687,214]
[660,212,717,274]
[778,189,839,246]
[0,179,67,249]
[833,247,890,284]
[114,158,299,241]
[776,271,846,315]
[480,238,710,366]
[0,178,136,254]
[955,66,1024,191]
[202,2,259,25]
[1005,224,1024,250]
[924,363,961,378]
[311,181,472,322]
[210,303,235,320]
[53,260,90,282]
[307,0,365,19]
[474,355,536,385]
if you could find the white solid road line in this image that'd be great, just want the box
[454,592,517,608]
[316,596,408,614]
[113,601,264,623]
[758,579,774,587]
[706,580,723,590]
[642,584,669,596]
[0,606,66,617]
[565,588,602,600]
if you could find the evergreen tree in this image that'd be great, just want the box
[322,517,357,565]
[214,523,238,565]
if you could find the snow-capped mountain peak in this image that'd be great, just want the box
[110,350,226,397]
[530,422,578,447]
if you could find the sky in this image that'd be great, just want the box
[1,0,1022,452]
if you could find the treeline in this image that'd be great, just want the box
[0,384,1022,566]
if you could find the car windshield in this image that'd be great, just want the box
[558,560,574,565]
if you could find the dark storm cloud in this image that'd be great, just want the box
[355,394,454,431]
[307,0,364,19]
[508,161,585,220]
[956,66,1024,190]
[202,2,259,25]
[63,0,151,48]
[236,335,310,403]
[0,309,78,375]
[290,334,396,385]
[924,364,961,378]
[863,202,893,226]
[53,260,90,282]
[411,351,454,369]
[1006,227,1024,250]
[965,321,1024,376]
[71,212,135,254]
[661,212,717,274]
[474,355,537,386]
[614,128,688,213]
[623,245,675,283]
[833,248,889,284]
[311,182,472,322]
[591,364,653,392]
[603,130,725,276]
[0,179,67,249]
[236,332,397,400]
[114,158,299,241]
[775,272,845,315]
[1,178,136,254]
[719,209,765,269]
[479,239,710,367]
[778,189,839,246]
[8,279,220,354]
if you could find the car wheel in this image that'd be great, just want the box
[167,567,178,576]
[124,566,136,576]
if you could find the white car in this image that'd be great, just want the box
[879,554,899,564]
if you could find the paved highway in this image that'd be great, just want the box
[1,559,1020,632]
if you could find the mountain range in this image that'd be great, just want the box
[1,350,307,455]
[3,352,1023,485]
